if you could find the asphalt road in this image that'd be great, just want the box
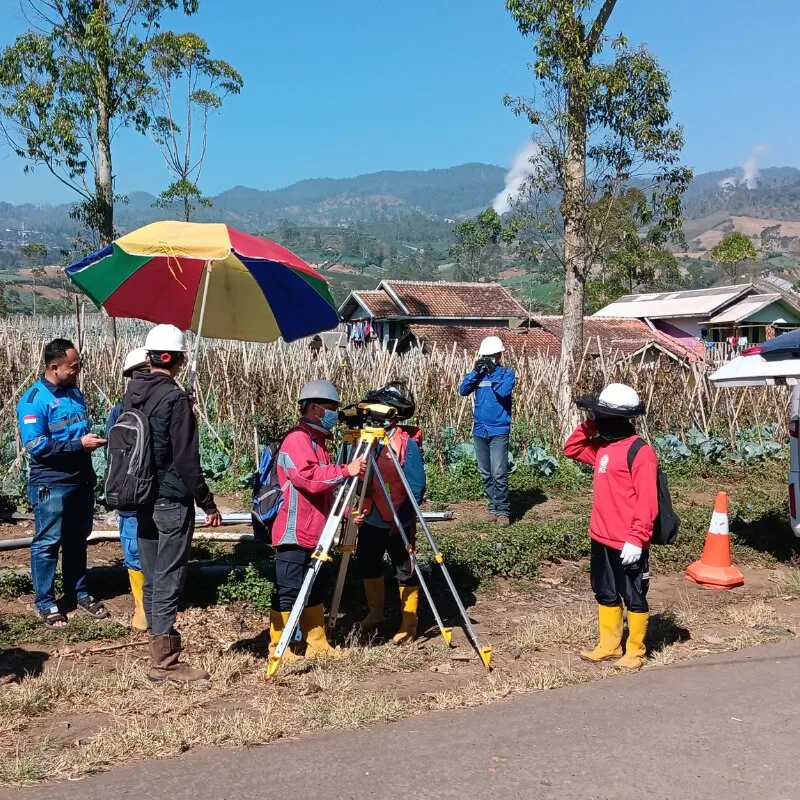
[12,639,800,800]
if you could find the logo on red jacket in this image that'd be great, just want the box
[598,455,609,474]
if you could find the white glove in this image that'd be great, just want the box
[620,541,642,566]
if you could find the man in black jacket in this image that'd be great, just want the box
[126,324,221,684]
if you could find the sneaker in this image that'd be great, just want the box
[495,515,511,527]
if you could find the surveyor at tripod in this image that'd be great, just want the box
[268,380,366,661]
[105,347,149,632]
[123,325,222,685]
[563,383,658,670]
[458,335,516,527]
[354,382,426,644]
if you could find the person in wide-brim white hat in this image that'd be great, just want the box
[575,382,646,419]
[564,383,658,671]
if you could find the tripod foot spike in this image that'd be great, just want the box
[441,627,453,645]
[266,657,282,679]
[478,646,492,670]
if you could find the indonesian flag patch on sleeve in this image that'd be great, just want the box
[23,415,37,425]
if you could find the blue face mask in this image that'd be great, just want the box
[320,409,339,431]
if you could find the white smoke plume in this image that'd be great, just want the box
[492,141,540,215]
[717,144,769,190]
[742,143,768,189]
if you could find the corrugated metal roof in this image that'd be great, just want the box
[707,294,782,325]
[759,274,795,293]
[592,284,753,319]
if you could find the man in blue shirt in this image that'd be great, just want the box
[16,339,108,627]
[459,336,516,526]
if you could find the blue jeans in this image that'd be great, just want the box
[474,434,510,517]
[119,515,141,571]
[28,484,94,614]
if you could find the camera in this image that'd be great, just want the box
[338,402,397,429]
[475,356,496,375]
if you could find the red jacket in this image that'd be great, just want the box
[362,427,410,525]
[271,421,349,549]
[563,420,659,550]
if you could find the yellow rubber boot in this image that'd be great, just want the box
[616,612,649,670]
[302,604,346,659]
[358,578,386,630]
[392,585,419,645]
[268,610,299,663]
[127,569,148,632]
[580,604,624,662]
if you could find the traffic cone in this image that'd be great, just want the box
[685,492,744,589]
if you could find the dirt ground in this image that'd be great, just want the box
[1,492,799,786]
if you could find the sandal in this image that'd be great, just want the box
[76,596,110,619]
[37,607,68,629]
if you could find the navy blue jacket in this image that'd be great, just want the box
[458,364,516,437]
[17,377,93,487]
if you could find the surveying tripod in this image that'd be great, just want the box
[267,416,492,678]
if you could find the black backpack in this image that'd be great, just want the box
[626,438,680,546]
[251,427,306,543]
[105,384,178,511]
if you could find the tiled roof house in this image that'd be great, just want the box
[338,280,697,362]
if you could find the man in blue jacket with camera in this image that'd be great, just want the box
[459,336,516,527]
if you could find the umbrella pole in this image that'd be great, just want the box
[188,260,213,395]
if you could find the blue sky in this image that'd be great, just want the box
[0,0,798,204]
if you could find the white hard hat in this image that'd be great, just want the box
[122,347,148,377]
[596,383,643,415]
[145,324,187,353]
[298,379,340,405]
[478,335,505,356]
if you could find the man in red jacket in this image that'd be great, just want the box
[563,383,658,670]
[269,380,366,661]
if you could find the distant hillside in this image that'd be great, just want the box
[682,166,800,220]
[0,163,507,263]
[113,162,507,230]
[4,162,800,270]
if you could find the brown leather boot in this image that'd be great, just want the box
[148,633,210,685]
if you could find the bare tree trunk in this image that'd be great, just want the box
[95,2,114,248]
[557,86,588,435]
[94,0,117,346]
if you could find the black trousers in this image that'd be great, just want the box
[137,500,194,636]
[590,540,649,613]
[272,544,324,612]
[356,522,418,587]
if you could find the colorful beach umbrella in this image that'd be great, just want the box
[65,221,339,344]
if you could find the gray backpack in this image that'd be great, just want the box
[105,385,177,511]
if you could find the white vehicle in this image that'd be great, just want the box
[710,331,800,536]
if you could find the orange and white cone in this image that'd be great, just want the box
[685,492,744,589]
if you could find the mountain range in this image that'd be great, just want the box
[2,162,800,248]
